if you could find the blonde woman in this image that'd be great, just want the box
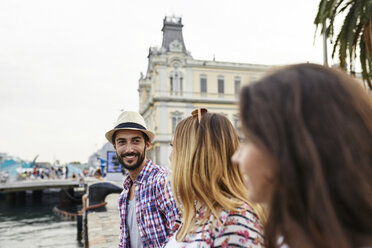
[165,109,265,247]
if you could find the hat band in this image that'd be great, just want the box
[115,122,147,130]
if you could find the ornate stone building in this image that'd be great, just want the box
[138,16,273,167]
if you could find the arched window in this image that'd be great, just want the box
[170,111,183,133]
[170,76,174,92]
[169,70,184,95]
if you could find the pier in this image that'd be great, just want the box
[1,179,86,206]
[86,193,121,247]
[0,179,83,192]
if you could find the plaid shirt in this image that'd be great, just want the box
[118,160,179,248]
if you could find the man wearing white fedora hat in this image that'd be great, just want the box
[105,111,179,248]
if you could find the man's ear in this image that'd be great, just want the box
[145,141,151,149]
[113,144,116,150]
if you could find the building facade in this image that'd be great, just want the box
[139,16,273,167]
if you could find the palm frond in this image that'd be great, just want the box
[337,0,353,14]
[332,32,342,58]
[360,33,372,88]
[328,0,345,37]
[314,0,372,90]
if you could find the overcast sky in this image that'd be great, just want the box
[0,0,331,164]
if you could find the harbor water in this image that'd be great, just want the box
[0,190,83,248]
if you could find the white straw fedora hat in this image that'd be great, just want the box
[105,111,155,144]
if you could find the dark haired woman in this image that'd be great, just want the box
[232,63,372,248]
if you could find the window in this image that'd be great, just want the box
[200,75,207,94]
[172,116,182,133]
[172,117,177,133]
[171,111,183,133]
[170,77,174,92]
[234,77,241,95]
[169,70,184,95]
[218,76,224,94]
[180,77,183,93]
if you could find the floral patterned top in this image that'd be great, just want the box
[163,203,264,248]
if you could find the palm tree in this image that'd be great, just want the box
[314,0,372,90]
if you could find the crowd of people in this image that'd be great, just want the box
[105,63,372,248]
[15,165,93,181]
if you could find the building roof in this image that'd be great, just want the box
[160,16,187,54]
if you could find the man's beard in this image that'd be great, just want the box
[117,147,146,171]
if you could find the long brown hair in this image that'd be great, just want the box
[239,63,372,248]
[171,112,266,241]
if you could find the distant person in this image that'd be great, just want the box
[65,166,69,179]
[105,111,179,247]
[49,167,56,179]
[44,168,50,178]
[165,109,266,247]
[232,63,372,248]
[33,165,37,176]
[57,167,62,179]
[93,168,103,180]
[1,171,9,183]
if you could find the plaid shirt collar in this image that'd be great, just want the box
[122,159,151,190]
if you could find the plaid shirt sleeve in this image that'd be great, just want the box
[155,172,180,238]
[118,176,131,248]
[118,193,124,248]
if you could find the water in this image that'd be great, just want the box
[0,190,83,248]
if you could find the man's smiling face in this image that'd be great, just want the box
[114,129,149,171]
